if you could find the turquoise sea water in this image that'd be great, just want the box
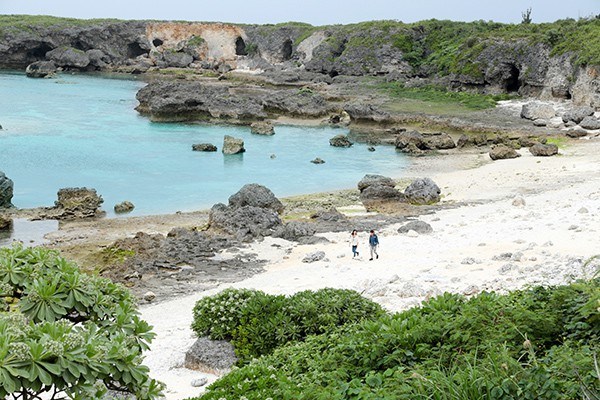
[0,72,407,216]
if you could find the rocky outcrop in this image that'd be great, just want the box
[489,144,521,160]
[46,46,90,68]
[192,143,217,152]
[222,135,245,155]
[329,134,353,147]
[25,61,57,78]
[0,172,14,208]
[357,174,405,210]
[53,187,104,219]
[529,143,558,157]
[579,116,600,130]
[114,201,135,214]
[208,184,283,241]
[250,121,275,135]
[562,106,594,124]
[184,337,237,372]
[0,214,12,230]
[404,178,441,205]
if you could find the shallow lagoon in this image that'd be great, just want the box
[0,72,407,216]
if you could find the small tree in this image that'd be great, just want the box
[0,245,163,400]
[521,7,533,24]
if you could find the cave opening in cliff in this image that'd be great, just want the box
[28,43,53,60]
[235,37,247,56]
[72,40,89,51]
[152,38,164,47]
[281,39,293,61]
[505,64,521,92]
[127,42,147,59]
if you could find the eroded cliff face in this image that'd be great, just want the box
[1,19,598,107]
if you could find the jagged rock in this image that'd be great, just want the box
[114,201,135,214]
[404,178,441,205]
[400,143,427,156]
[343,103,391,123]
[518,136,543,147]
[86,49,110,69]
[273,221,319,243]
[250,121,275,135]
[328,111,350,125]
[208,203,282,241]
[162,51,193,68]
[0,172,14,208]
[520,103,555,120]
[46,46,90,68]
[394,131,428,151]
[424,132,456,149]
[329,134,353,147]
[566,128,588,138]
[228,183,284,213]
[184,337,237,372]
[0,215,12,230]
[25,61,57,78]
[398,220,433,234]
[357,174,396,192]
[310,157,325,164]
[489,144,521,160]
[222,135,245,155]
[302,251,326,263]
[192,143,217,152]
[143,291,156,302]
[529,143,558,157]
[54,187,104,219]
[579,116,600,130]
[562,106,594,124]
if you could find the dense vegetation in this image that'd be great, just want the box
[191,288,384,363]
[0,245,163,399]
[192,279,599,400]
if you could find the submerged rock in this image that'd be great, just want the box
[404,178,441,205]
[222,135,245,155]
[0,172,14,208]
[250,121,275,135]
[114,201,135,214]
[329,134,353,147]
[192,143,217,152]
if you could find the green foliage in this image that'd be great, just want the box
[244,42,259,56]
[379,82,514,110]
[193,279,600,400]
[0,245,163,400]
[186,35,206,47]
[192,288,384,363]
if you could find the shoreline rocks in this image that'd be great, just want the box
[222,135,245,155]
[250,121,275,135]
[114,201,135,214]
[529,143,558,157]
[0,172,14,208]
[53,187,104,219]
[192,143,217,152]
[329,134,353,148]
[404,178,441,205]
[489,144,521,160]
[25,61,57,78]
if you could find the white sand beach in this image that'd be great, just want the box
[141,138,600,399]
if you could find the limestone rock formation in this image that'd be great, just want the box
[25,61,57,78]
[404,178,441,205]
[53,187,104,219]
[562,106,594,124]
[114,201,135,214]
[0,172,14,208]
[46,47,90,68]
[192,143,217,152]
[579,116,600,130]
[395,131,428,152]
[222,135,245,155]
[357,174,396,192]
[329,134,353,147]
[357,174,405,210]
[228,183,284,213]
[489,144,521,160]
[250,121,275,135]
[520,103,556,120]
[184,337,237,372]
[529,143,558,157]
[0,214,12,230]
[424,133,456,150]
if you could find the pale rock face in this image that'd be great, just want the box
[571,66,600,108]
[296,31,327,63]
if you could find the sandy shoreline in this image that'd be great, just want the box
[136,137,600,399]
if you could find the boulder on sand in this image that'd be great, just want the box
[529,143,558,157]
[579,116,600,130]
[398,220,433,234]
[562,106,594,124]
[184,337,237,373]
[520,103,555,120]
[489,144,521,160]
[404,178,441,205]
[222,135,245,155]
[357,174,404,210]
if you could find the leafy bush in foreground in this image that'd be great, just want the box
[192,288,384,363]
[0,245,163,400]
[195,279,599,400]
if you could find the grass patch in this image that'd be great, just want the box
[546,136,570,148]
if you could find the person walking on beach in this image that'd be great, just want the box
[368,230,379,261]
[350,229,360,258]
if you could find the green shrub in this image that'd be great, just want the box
[0,245,163,399]
[191,288,384,362]
[194,279,599,400]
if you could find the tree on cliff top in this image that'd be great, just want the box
[0,245,163,400]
